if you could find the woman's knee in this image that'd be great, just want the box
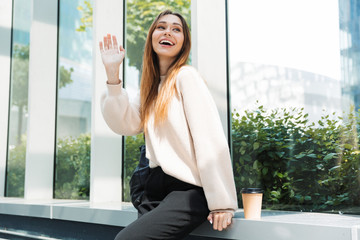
[114,228,142,240]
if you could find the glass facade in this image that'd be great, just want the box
[5,0,32,197]
[123,0,191,201]
[54,0,93,199]
[339,0,360,111]
[228,0,359,214]
[1,0,358,220]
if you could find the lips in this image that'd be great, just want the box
[159,39,175,46]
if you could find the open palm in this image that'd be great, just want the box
[99,34,125,84]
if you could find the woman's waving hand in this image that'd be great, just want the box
[99,34,125,84]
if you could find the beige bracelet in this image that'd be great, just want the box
[107,79,122,85]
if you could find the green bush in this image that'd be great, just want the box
[55,133,91,199]
[5,133,91,199]
[6,136,26,197]
[6,107,359,214]
[232,105,360,214]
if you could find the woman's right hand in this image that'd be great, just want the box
[99,34,125,84]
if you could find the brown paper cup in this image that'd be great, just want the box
[241,188,263,219]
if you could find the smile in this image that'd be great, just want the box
[159,39,175,46]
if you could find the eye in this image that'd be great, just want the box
[173,28,181,32]
[157,25,165,30]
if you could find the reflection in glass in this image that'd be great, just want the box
[54,0,93,199]
[5,0,32,197]
[228,0,359,214]
[123,0,191,201]
[339,0,360,113]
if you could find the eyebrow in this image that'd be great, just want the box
[158,21,183,28]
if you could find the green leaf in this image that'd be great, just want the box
[253,160,259,169]
[329,165,340,171]
[243,154,252,162]
[316,164,323,170]
[262,167,268,175]
[271,191,279,197]
[324,153,337,161]
[344,144,353,150]
[253,142,260,150]
[240,147,246,155]
[295,153,306,159]
[305,196,312,201]
[277,172,284,178]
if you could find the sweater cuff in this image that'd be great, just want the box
[210,209,235,217]
[106,80,123,96]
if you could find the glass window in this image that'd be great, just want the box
[54,0,93,199]
[5,0,32,197]
[123,0,191,201]
[228,0,359,214]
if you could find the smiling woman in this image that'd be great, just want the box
[121,0,192,209]
[99,9,238,239]
[152,15,185,68]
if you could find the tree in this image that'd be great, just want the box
[76,0,93,32]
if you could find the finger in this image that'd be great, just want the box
[227,215,232,225]
[99,42,104,52]
[104,36,108,50]
[217,215,224,231]
[222,217,228,229]
[207,213,213,224]
[112,35,118,50]
[119,45,125,52]
[213,214,219,231]
[107,34,113,49]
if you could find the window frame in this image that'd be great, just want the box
[0,0,13,197]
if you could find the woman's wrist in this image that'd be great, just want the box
[210,209,235,217]
[106,71,121,84]
[105,68,120,83]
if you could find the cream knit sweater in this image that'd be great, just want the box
[101,66,238,214]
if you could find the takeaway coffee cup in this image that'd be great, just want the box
[240,188,264,219]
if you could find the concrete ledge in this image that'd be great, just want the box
[0,198,359,240]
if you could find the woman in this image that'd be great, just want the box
[99,10,238,240]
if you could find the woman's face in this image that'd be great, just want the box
[152,14,184,62]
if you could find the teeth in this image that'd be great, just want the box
[160,40,174,45]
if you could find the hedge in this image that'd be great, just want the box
[5,106,360,214]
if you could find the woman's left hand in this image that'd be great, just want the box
[207,212,233,231]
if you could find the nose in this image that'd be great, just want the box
[164,27,171,36]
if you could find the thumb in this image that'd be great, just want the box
[207,213,213,224]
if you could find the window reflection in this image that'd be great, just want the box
[54,0,93,200]
[228,0,359,214]
[6,0,32,198]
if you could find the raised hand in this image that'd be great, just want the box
[99,34,125,84]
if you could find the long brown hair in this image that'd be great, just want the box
[140,10,191,132]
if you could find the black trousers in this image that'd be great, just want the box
[114,167,209,240]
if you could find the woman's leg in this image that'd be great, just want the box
[114,187,209,240]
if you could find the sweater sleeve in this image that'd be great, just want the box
[177,67,238,213]
[100,81,142,136]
